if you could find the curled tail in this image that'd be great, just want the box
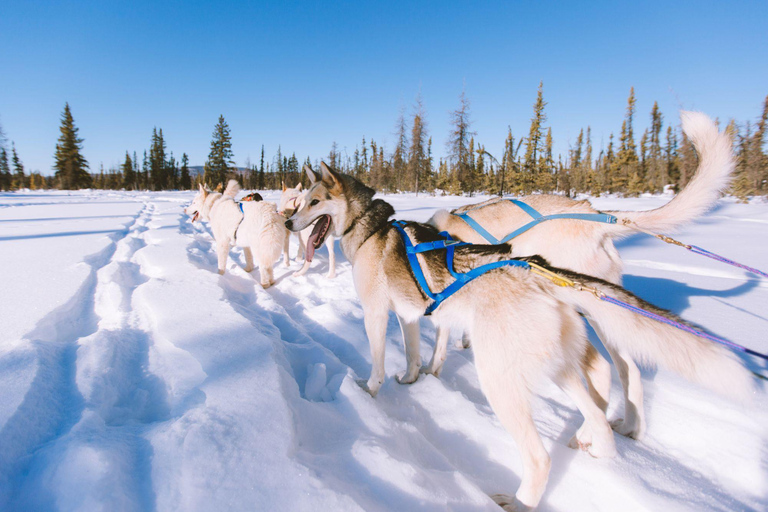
[222,179,241,199]
[551,266,754,402]
[607,111,735,234]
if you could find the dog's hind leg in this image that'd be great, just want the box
[560,370,616,458]
[326,236,336,279]
[422,326,449,377]
[607,345,646,440]
[480,370,551,509]
[216,239,230,275]
[580,343,611,413]
[243,246,255,273]
[395,315,421,384]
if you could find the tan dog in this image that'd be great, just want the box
[284,162,752,509]
[425,111,734,440]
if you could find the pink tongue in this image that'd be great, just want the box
[305,216,329,262]
[305,232,319,262]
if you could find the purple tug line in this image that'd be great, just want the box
[599,294,768,380]
[688,245,768,280]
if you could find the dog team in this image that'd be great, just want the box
[185,112,755,510]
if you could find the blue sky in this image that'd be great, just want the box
[1,0,766,175]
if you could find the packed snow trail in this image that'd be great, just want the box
[0,190,766,511]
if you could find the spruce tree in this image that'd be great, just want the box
[648,102,665,192]
[180,153,191,190]
[205,115,235,187]
[0,148,10,191]
[54,103,91,189]
[393,107,409,191]
[122,152,135,190]
[523,82,546,194]
[447,89,474,194]
[259,145,265,189]
[11,143,25,190]
[408,94,428,194]
[611,88,639,193]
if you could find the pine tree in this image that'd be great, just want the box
[180,153,191,190]
[536,127,554,192]
[522,82,546,194]
[647,102,665,192]
[393,107,409,191]
[408,94,428,194]
[0,148,10,191]
[11,143,26,190]
[54,103,91,189]
[122,152,135,189]
[447,89,474,194]
[259,145,265,189]
[205,115,235,187]
[611,88,639,193]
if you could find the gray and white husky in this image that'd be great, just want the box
[425,111,734,441]
[284,162,752,510]
[186,180,289,287]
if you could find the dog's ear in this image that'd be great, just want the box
[304,165,320,184]
[320,162,342,191]
[296,183,302,191]
[215,183,223,193]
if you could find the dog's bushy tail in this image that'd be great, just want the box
[557,270,754,402]
[222,179,241,199]
[606,111,734,234]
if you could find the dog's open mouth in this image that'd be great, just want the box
[191,211,200,222]
[305,214,332,262]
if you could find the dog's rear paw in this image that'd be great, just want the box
[420,364,443,378]
[355,379,378,397]
[395,370,419,385]
[244,266,254,273]
[217,269,225,275]
[610,418,645,440]
[292,270,307,278]
[326,271,336,279]
[261,281,273,289]
[491,493,527,511]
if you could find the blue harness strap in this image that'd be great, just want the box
[238,202,244,214]
[392,220,530,315]
[454,198,618,245]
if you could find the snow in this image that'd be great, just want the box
[0,189,766,511]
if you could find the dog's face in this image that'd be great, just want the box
[185,184,208,222]
[278,182,303,216]
[285,163,347,245]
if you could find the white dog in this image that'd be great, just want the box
[186,180,289,287]
[284,162,753,509]
[278,172,336,279]
[424,111,734,441]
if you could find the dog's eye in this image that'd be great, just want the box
[310,199,319,206]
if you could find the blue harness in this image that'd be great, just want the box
[392,220,531,315]
[453,199,618,244]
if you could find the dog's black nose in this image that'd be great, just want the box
[284,219,293,230]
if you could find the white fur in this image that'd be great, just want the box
[425,111,736,441]
[286,162,753,509]
[187,180,289,286]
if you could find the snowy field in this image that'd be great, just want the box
[0,188,766,512]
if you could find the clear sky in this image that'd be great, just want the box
[1,0,766,175]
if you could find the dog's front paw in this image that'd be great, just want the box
[326,271,336,279]
[244,265,254,273]
[217,269,225,275]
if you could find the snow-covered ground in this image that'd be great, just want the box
[0,189,766,512]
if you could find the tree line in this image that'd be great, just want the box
[1,89,766,201]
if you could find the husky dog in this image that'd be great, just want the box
[186,180,289,286]
[425,111,734,440]
[278,172,337,278]
[284,162,752,509]
[186,183,223,223]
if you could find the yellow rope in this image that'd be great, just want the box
[527,262,606,298]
